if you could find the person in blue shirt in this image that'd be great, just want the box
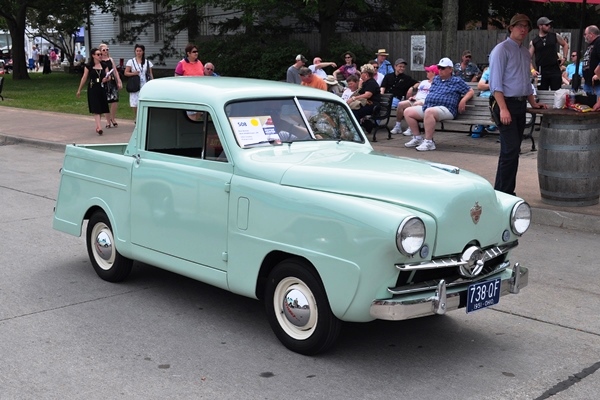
[403,57,474,151]
[374,49,394,75]
[489,13,547,195]
[454,50,480,82]
[564,51,583,83]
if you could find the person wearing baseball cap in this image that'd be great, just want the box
[380,57,418,110]
[529,16,569,90]
[298,67,328,91]
[402,57,474,151]
[390,65,438,136]
[454,50,480,83]
[488,14,547,196]
[286,54,307,84]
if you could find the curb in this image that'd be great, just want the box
[532,207,600,234]
[1,134,66,152]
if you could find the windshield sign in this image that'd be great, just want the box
[226,98,363,148]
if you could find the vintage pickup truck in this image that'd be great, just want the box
[53,77,531,355]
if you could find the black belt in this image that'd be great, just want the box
[505,96,527,102]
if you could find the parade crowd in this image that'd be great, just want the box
[72,13,600,197]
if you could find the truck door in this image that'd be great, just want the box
[130,107,232,271]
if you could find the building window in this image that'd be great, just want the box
[154,1,166,42]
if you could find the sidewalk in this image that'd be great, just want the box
[1,106,599,233]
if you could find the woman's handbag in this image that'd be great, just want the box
[105,79,119,102]
[126,75,140,93]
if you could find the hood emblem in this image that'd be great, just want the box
[470,202,482,224]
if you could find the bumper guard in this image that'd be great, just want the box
[370,263,527,321]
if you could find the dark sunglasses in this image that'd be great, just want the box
[464,55,472,58]
[191,50,198,53]
[344,56,352,59]
[571,54,577,57]
[438,66,449,70]
[102,49,109,51]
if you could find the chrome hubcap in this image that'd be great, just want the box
[282,288,311,327]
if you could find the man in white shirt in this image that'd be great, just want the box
[308,57,337,79]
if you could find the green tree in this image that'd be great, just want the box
[0,0,97,79]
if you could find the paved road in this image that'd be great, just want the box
[1,142,598,399]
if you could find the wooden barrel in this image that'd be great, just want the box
[537,114,600,207]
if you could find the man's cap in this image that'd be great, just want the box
[394,58,407,65]
[323,75,339,85]
[298,66,312,76]
[424,65,439,75]
[509,14,532,29]
[462,50,472,57]
[376,49,389,56]
[537,17,552,26]
[295,54,308,63]
[437,57,453,68]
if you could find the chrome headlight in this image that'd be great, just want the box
[510,201,531,236]
[396,217,426,256]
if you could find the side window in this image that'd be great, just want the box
[145,107,227,162]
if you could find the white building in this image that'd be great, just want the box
[88,2,238,69]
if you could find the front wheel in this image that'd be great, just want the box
[86,211,133,282]
[265,259,341,355]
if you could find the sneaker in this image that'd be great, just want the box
[391,126,402,134]
[485,125,497,133]
[416,140,436,151]
[472,125,484,133]
[404,136,423,148]
[471,133,481,138]
[402,127,413,136]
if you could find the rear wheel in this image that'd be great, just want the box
[265,259,341,355]
[86,211,133,282]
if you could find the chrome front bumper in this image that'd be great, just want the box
[369,263,528,321]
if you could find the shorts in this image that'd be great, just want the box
[411,105,454,121]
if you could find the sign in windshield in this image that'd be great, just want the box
[226,98,363,147]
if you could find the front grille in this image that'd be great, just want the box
[388,242,516,295]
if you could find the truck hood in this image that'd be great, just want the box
[271,147,507,253]
[278,148,496,208]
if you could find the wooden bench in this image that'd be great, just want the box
[388,83,558,151]
[440,87,558,151]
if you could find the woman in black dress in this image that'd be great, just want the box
[76,48,110,134]
[99,43,122,128]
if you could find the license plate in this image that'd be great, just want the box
[466,278,501,313]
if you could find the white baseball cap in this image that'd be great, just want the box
[437,57,453,68]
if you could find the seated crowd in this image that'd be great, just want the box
[289,48,477,151]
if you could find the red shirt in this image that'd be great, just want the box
[175,59,204,76]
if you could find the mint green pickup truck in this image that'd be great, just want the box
[53,77,531,355]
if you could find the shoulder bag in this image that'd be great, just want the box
[126,59,141,93]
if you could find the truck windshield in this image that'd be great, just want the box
[225,98,363,148]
